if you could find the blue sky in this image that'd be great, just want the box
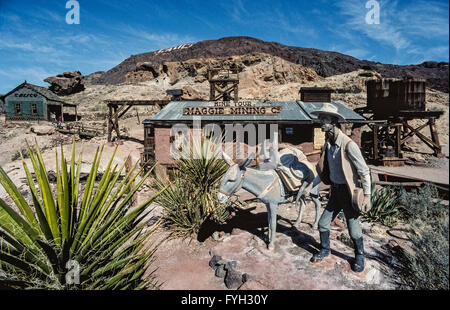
[0,0,448,94]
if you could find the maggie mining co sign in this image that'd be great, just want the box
[183,101,283,116]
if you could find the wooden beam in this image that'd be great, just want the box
[374,181,424,187]
[118,105,132,119]
[111,104,127,120]
[400,121,428,144]
[405,122,441,150]
[106,100,170,106]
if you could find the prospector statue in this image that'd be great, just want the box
[310,102,372,273]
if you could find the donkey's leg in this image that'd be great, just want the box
[293,181,309,227]
[267,203,278,250]
[293,197,305,227]
[266,203,272,244]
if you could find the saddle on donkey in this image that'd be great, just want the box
[276,147,317,193]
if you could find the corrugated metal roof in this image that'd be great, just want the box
[3,82,76,107]
[143,100,364,123]
[298,101,365,121]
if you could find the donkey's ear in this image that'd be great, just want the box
[240,152,255,169]
[222,152,234,166]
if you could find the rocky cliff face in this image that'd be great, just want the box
[123,53,320,87]
[86,36,449,92]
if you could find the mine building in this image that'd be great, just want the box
[142,87,365,166]
[2,82,78,121]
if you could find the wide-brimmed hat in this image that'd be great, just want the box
[310,102,344,122]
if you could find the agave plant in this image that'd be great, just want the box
[155,137,230,236]
[0,140,164,289]
[361,185,402,227]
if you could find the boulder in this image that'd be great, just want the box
[180,86,203,100]
[44,71,85,96]
[224,264,246,289]
[30,125,55,135]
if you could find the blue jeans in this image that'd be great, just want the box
[318,183,362,240]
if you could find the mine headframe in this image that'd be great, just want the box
[208,67,239,102]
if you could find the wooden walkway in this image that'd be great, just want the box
[369,164,449,190]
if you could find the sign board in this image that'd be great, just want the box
[183,101,283,116]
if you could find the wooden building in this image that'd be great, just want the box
[142,99,365,165]
[3,82,77,121]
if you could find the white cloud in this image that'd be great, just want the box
[334,0,449,63]
[336,0,411,50]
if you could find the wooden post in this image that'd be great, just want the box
[395,124,401,157]
[429,117,442,156]
[135,107,140,124]
[114,105,120,140]
[234,82,239,102]
[210,81,215,101]
[373,124,379,160]
[107,104,112,142]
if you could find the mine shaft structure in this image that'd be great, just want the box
[355,78,444,166]
[208,68,239,102]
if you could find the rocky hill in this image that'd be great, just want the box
[87,36,449,92]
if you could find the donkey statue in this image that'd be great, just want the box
[217,149,321,250]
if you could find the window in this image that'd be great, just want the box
[14,103,21,115]
[31,103,38,116]
[285,127,294,135]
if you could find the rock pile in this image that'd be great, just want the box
[209,255,247,289]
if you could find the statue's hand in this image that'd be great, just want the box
[362,194,372,213]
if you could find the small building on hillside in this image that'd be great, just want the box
[3,82,78,121]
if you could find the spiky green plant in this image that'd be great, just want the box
[155,137,230,237]
[361,185,402,227]
[0,140,164,289]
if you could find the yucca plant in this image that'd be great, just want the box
[0,140,164,289]
[155,137,230,237]
[361,185,402,227]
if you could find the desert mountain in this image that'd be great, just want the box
[87,36,449,92]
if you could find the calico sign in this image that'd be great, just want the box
[183,103,283,116]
